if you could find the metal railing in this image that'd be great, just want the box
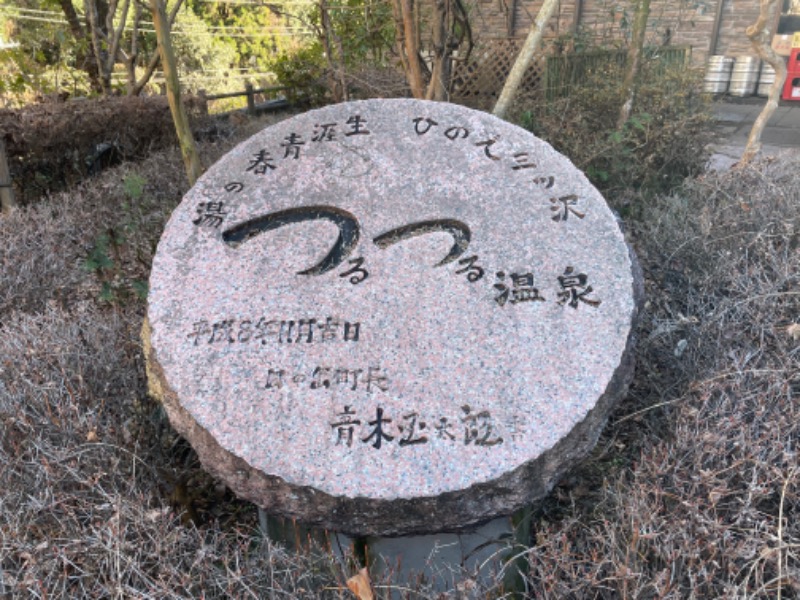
[544,46,691,100]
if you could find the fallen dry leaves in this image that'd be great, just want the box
[346,567,374,600]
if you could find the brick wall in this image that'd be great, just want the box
[714,0,765,57]
[463,0,764,66]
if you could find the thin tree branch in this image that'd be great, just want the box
[59,0,86,40]
[740,0,787,165]
[493,0,558,118]
[107,0,131,75]
[132,0,184,96]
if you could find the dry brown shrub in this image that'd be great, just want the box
[0,146,186,317]
[0,304,345,597]
[1,108,799,598]
[0,128,362,598]
[0,96,209,204]
[523,150,800,598]
[345,66,410,100]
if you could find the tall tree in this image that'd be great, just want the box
[391,0,426,98]
[150,0,202,185]
[56,0,183,95]
[741,0,787,165]
[390,0,472,100]
[493,0,559,119]
[617,0,652,129]
[425,0,472,100]
[319,0,349,102]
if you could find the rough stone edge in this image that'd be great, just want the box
[142,237,644,538]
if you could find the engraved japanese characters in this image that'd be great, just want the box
[145,99,642,536]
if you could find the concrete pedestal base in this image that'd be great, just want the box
[362,515,528,595]
[260,509,531,596]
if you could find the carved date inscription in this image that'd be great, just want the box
[187,317,361,346]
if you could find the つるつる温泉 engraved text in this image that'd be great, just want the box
[189,113,603,311]
[217,206,601,310]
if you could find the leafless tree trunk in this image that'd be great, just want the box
[85,0,112,94]
[150,0,203,186]
[425,0,472,101]
[319,0,349,102]
[103,0,130,88]
[740,0,787,165]
[391,0,426,98]
[58,0,103,92]
[128,0,182,96]
[493,0,559,119]
[617,0,651,129]
[59,0,179,96]
[427,0,450,100]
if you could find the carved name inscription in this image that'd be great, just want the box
[331,404,503,449]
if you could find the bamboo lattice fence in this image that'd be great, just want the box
[451,38,545,109]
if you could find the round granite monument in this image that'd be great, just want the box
[144,98,642,536]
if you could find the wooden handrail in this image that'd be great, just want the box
[201,85,289,101]
[0,138,17,214]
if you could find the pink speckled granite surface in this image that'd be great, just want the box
[146,99,641,535]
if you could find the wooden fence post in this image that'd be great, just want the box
[0,137,17,214]
[197,89,209,116]
[245,82,256,115]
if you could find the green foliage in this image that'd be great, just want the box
[123,172,146,201]
[268,45,327,105]
[82,229,125,303]
[170,8,240,94]
[268,0,394,102]
[184,0,300,72]
[1,0,93,105]
[307,0,394,66]
[517,57,714,212]
[82,172,151,304]
[3,0,284,103]
[2,0,392,104]
[83,233,115,273]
